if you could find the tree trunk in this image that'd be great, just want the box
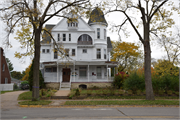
[32,28,41,101]
[144,23,155,100]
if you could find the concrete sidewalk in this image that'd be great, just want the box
[1,90,27,109]
[54,90,70,96]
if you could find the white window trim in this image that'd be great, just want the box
[82,49,87,53]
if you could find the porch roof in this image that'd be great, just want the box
[42,61,117,67]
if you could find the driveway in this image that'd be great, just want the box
[0,91,27,109]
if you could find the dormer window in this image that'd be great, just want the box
[67,19,78,29]
[68,22,78,27]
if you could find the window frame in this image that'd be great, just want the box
[69,34,71,41]
[72,49,75,56]
[97,28,100,39]
[5,78,8,84]
[97,67,102,78]
[58,33,60,41]
[79,67,87,77]
[82,49,87,53]
[65,49,69,57]
[104,49,106,59]
[42,49,45,53]
[54,48,58,59]
[97,49,101,59]
[63,34,66,41]
[104,29,106,39]
[46,49,50,53]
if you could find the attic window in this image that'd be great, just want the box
[67,19,78,27]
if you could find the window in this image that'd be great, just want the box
[47,49,49,53]
[42,49,45,53]
[82,49,87,53]
[72,49,75,56]
[2,64,5,71]
[5,78,8,84]
[79,67,87,77]
[104,49,106,59]
[97,67,101,78]
[69,34,71,41]
[104,29,106,39]
[97,28,100,39]
[52,67,57,72]
[65,49,69,57]
[45,68,52,72]
[78,34,92,45]
[54,48,57,59]
[63,34,66,41]
[97,49,101,59]
[58,33,60,41]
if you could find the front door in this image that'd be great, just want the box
[62,68,70,82]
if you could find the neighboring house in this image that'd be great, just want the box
[0,47,13,91]
[11,77,22,87]
[40,7,117,90]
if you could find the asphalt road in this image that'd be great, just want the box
[1,107,179,120]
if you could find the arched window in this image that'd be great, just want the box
[78,34,92,45]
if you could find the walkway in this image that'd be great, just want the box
[1,90,27,109]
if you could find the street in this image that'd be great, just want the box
[1,107,179,120]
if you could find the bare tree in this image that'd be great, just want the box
[157,26,180,65]
[103,0,179,100]
[0,0,90,101]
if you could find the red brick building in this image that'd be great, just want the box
[0,47,11,84]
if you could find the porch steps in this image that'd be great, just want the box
[60,82,71,90]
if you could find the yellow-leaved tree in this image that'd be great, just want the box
[21,63,32,81]
[111,41,142,73]
[154,59,179,77]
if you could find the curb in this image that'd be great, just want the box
[19,104,180,108]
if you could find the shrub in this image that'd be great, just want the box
[123,72,145,92]
[75,89,80,96]
[152,74,179,93]
[112,71,128,89]
[28,59,45,91]
[13,83,18,90]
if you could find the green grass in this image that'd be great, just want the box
[87,96,179,99]
[64,100,179,106]
[1,91,14,94]
[18,91,32,100]
[18,100,52,105]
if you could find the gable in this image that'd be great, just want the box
[52,16,94,32]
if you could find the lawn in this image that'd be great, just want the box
[1,91,14,94]
[64,100,179,106]
[18,91,33,100]
[18,100,52,105]
[18,89,57,100]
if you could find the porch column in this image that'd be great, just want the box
[74,62,75,82]
[106,65,109,81]
[88,64,89,82]
[57,62,58,82]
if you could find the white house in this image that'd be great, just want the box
[40,7,117,90]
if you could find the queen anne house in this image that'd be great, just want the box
[40,7,117,90]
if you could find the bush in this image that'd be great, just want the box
[13,83,18,90]
[152,74,179,93]
[123,72,145,92]
[75,89,80,96]
[112,71,128,89]
[28,59,45,91]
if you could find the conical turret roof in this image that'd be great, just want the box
[88,7,107,26]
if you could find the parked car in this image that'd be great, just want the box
[20,81,29,90]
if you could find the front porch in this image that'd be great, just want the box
[42,61,117,89]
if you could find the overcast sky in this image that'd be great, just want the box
[0,0,179,72]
